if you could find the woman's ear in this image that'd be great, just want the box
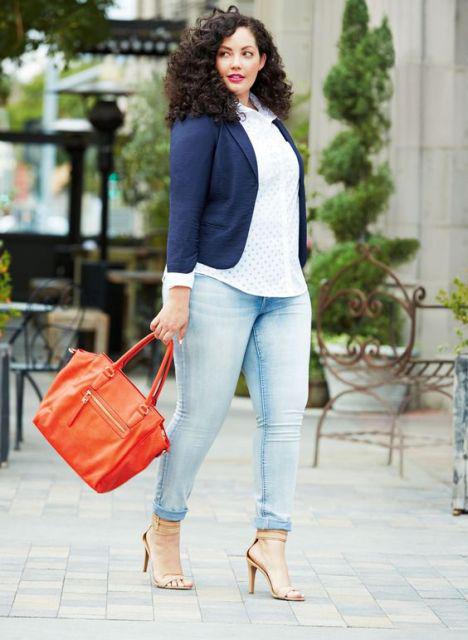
[259,52,267,71]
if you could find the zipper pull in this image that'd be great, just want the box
[68,390,92,427]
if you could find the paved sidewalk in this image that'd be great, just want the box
[1,372,467,639]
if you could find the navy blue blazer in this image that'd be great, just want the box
[166,113,308,274]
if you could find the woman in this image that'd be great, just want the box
[142,5,311,602]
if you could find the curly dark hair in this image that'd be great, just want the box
[164,4,293,126]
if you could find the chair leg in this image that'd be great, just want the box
[25,372,42,402]
[15,372,25,451]
[397,422,405,478]
[387,415,397,465]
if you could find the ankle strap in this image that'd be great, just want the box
[256,529,288,542]
[152,513,181,535]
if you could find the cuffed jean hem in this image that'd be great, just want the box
[153,504,188,521]
[254,516,292,532]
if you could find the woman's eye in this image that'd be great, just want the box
[219,51,254,57]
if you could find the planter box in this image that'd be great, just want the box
[322,343,408,413]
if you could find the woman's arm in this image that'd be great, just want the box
[166,114,218,276]
[151,115,218,345]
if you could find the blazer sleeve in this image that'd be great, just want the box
[166,114,218,275]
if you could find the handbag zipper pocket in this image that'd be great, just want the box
[68,388,130,438]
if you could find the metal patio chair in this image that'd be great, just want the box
[313,244,454,476]
[7,279,84,450]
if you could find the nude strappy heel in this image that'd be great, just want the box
[246,529,305,601]
[142,513,193,589]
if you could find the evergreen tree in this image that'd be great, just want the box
[308,0,419,340]
[0,0,114,93]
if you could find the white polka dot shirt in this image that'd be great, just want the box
[163,91,308,297]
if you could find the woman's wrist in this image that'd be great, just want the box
[168,286,191,304]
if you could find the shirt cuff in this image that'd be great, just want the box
[164,270,195,290]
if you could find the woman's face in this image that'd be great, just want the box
[215,26,266,100]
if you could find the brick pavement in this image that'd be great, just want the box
[1,373,467,638]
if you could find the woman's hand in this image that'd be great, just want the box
[150,286,191,345]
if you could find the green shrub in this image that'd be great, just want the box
[119,72,170,235]
[437,277,468,355]
[308,0,419,344]
[0,242,15,334]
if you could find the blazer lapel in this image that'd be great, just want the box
[225,118,304,186]
[224,121,258,182]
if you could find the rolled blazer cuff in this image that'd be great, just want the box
[164,270,195,290]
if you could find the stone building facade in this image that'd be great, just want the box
[309,0,468,375]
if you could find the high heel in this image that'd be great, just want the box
[246,529,305,601]
[142,546,149,572]
[141,513,193,589]
[247,560,257,593]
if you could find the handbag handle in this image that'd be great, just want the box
[113,333,174,406]
[148,339,174,405]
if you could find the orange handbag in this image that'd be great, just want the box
[33,333,173,493]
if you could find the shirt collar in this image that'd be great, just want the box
[236,91,277,123]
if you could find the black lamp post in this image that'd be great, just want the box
[87,97,124,261]
[55,82,132,353]
[56,81,132,260]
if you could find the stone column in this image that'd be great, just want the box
[254,0,313,95]
[452,355,468,514]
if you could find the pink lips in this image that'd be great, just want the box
[228,75,244,83]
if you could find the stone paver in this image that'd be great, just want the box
[0,373,466,638]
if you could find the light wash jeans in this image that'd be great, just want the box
[153,273,312,531]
